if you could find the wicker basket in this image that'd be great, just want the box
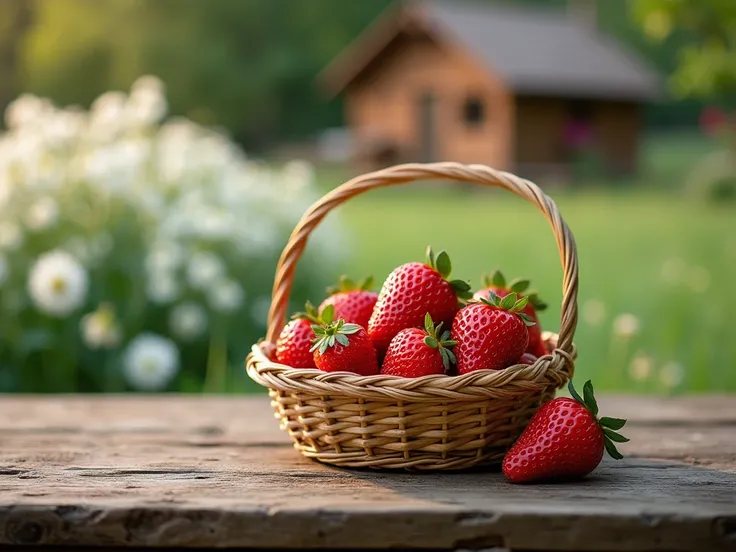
[246,162,578,470]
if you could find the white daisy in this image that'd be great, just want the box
[28,250,88,316]
[169,302,208,341]
[25,196,59,231]
[613,313,641,340]
[146,272,180,305]
[80,303,121,349]
[123,333,179,391]
[208,278,244,313]
[186,251,225,290]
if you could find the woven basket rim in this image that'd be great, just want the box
[246,332,575,402]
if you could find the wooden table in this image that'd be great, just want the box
[0,395,734,551]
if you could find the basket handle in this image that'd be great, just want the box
[266,162,579,357]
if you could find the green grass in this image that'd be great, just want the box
[306,132,736,393]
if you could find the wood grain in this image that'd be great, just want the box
[0,395,734,551]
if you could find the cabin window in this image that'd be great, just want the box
[462,96,485,127]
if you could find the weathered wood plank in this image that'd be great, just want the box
[0,395,734,551]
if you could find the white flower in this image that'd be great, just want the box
[127,75,167,127]
[659,361,685,390]
[613,313,641,340]
[208,278,244,313]
[169,302,208,341]
[0,222,23,250]
[88,91,127,139]
[0,253,8,286]
[122,333,179,391]
[28,250,89,316]
[186,251,225,290]
[660,257,686,285]
[81,303,121,349]
[582,298,606,326]
[146,272,180,304]
[4,94,51,129]
[25,197,59,230]
[629,352,653,382]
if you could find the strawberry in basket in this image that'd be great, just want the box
[451,291,535,373]
[381,313,457,378]
[474,270,549,358]
[503,380,628,483]
[319,275,378,329]
[368,247,472,357]
[310,305,379,376]
[274,301,323,368]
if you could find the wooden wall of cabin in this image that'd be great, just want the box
[513,96,640,175]
[344,33,512,170]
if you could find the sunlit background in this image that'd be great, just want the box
[0,0,733,394]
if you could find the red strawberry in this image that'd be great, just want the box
[381,313,457,378]
[311,306,379,376]
[519,353,538,365]
[451,291,533,373]
[319,275,378,329]
[473,270,548,358]
[368,247,471,357]
[503,380,628,483]
[274,302,323,368]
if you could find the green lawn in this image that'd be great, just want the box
[308,133,736,393]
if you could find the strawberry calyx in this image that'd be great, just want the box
[421,312,457,371]
[309,304,361,355]
[481,269,548,312]
[291,301,323,325]
[472,291,536,327]
[426,246,472,300]
[568,380,629,460]
[326,275,374,296]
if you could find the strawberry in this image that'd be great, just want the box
[368,247,471,357]
[503,380,628,483]
[311,306,379,376]
[519,353,538,365]
[319,275,378,329]
[473,270,548,358]
[381,313,457,378]
[451,291,534,373]
[274,301,322,368]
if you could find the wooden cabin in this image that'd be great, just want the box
[319,0,659,176]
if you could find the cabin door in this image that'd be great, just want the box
[417,92,437,162]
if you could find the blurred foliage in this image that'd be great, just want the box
[0,0,732,146]
[631,0,736,101]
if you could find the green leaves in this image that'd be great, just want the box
[422,313,458,371]
[435,251,452,279]
[291,301,323,324]
[583,380,599,417]
[570,380,629,461]
[599,417,627,430]
[449,280,472,300]
[491,269,506,288]
[310,318,360,355]
[474,291,535,326]
[508,278,530,293]
[326,274,375,295]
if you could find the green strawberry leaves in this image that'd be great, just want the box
[422,313,458,371]
[292,301,324,324]
[310,314,361,355]
[326,274,374,295]
[568,380,629,461]
[480,270,548,312]
[474,291,536,327]
[426,246,472,300]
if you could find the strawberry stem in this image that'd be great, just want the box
[310,317,361,355]
[291,301,324,324]
[422,313,457,371]
[425,246,472,300]
[472,291,536,326]
[326,274,374,295]
[568,380,629,460]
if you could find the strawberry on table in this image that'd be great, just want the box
[381,313,457,378]
[474,270,548,358]
[368,247,471,357]
[310,305,379,376]
[319,275,378,329]
[503,380,629,483]
[451,291,534,374]
[274,301,322,368]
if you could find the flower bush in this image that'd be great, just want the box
[0,77,341,393]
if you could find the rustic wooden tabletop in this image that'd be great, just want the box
[0,395,734,551]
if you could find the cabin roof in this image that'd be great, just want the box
[321,0,660,101]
